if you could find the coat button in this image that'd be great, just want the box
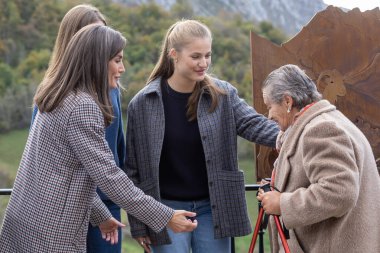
[209,181,213,186]
[211,204,216,209]
[214,225,219,229]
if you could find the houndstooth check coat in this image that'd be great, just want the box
[125,77,279,245]
[0,92,174,253]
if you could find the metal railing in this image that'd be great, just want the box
[0,185,264,253]
[0,189,12,195]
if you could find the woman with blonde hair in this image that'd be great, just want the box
[29,4,124,252]
[124,19,279,253]
[0,24,197,253]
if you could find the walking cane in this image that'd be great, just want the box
[248,183,291,253]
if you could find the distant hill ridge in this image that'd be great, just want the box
[113,0,328,35]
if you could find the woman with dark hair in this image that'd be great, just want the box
[258,64,380,253]
[0,24,197,253]
[30,5,125,252]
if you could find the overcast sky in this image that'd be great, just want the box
[323,0,380,11]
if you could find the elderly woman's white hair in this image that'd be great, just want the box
[262,64,322,110]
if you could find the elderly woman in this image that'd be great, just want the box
[257,64,380,253]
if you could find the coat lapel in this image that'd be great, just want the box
[275,100,336,192]
[144,78,166,179]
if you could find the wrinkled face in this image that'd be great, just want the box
[263,89,294,131]
[108,50,125,88]
[172,37,211,85]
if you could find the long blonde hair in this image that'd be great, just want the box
[34,25,126,125]
[148,19,225,121]
[34,4,106,99]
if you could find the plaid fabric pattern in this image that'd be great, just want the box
[125,77,279,245]
[0,92,174,253]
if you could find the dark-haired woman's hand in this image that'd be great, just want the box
[168,210,198,232]
[99,217,126,244]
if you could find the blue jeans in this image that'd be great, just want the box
[87,201,122,253]
[152,199,231,253]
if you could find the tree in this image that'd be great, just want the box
[16,49,50,85]
[171,0,194,19]
[0,0,22,66]
[258,21,288,45]
[0,63,13,95]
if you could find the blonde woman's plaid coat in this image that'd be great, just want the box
[125,78,279,245]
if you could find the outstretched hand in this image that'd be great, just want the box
[168,210,198,233]
[99,217,126,244]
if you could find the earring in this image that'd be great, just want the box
[175,58,178,63]
[287,107,291,113]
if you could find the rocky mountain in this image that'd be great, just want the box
[113,0,328,36]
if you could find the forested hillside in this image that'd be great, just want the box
[0,0,287,133]
[115,0,327,35]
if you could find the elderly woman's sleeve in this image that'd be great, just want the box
[280,121,359,228]
[229,82,279,148]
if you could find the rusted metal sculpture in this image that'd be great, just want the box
[251,6,380,180]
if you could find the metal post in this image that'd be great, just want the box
[258,201,265,253]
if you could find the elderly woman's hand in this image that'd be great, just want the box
[257,190,282,215]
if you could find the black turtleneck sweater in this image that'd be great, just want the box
[159,80,209,201]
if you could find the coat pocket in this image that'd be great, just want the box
[72,207,91,251]
[214,170,251,236]
[216,170,246,211]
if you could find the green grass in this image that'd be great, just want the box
[0,129,29,187]
[0,130,270,252]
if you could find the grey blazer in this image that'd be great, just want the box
[0,92,174,253]
[125,77,279,245]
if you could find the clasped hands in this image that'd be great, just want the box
[257,184,282,215]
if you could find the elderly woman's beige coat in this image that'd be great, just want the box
[269,100,380,253]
